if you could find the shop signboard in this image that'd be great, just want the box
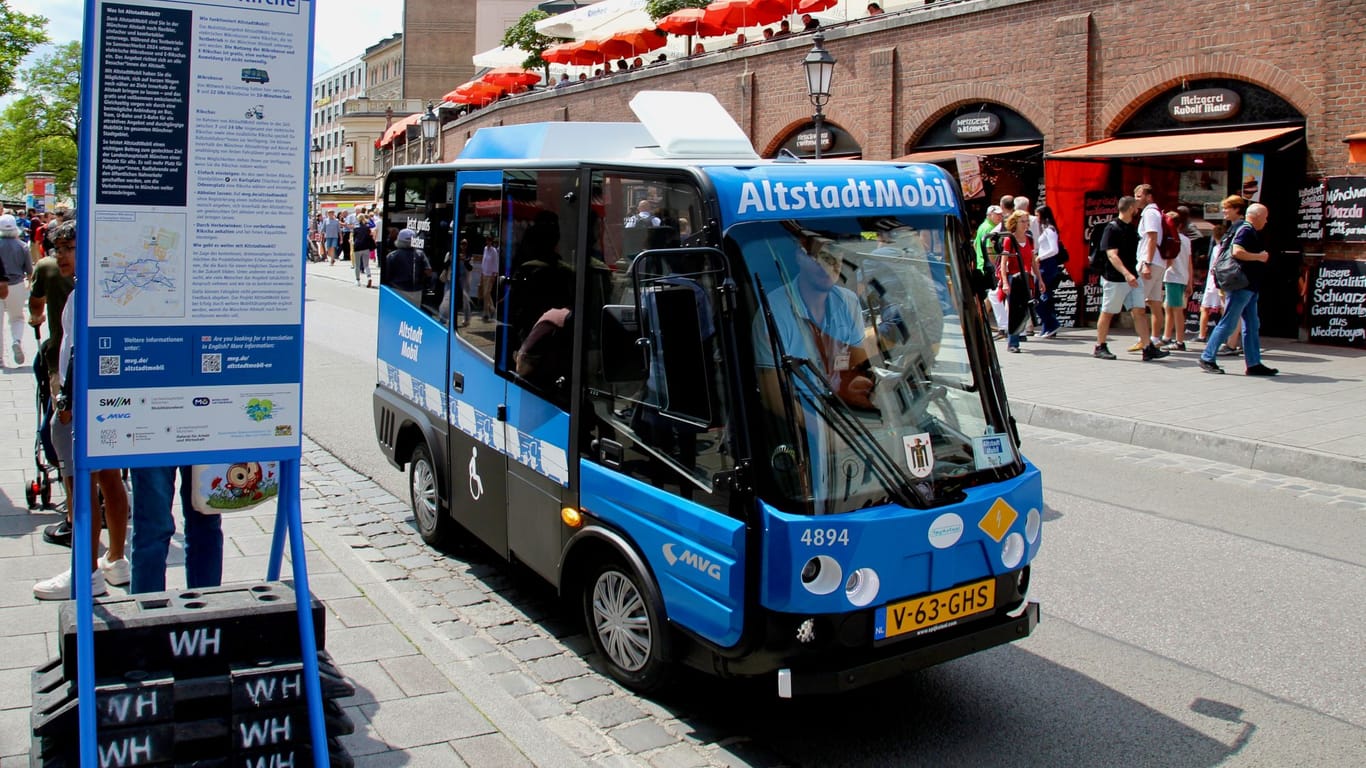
[76,0,313,470]
[1323,176,1366,243]
[951,113,1000,140]
[1167,88,1241,122]
[795,128,834,152]
[1306,260,1366,348]
[1297,181,1325,242]
[1240,153,1264,202]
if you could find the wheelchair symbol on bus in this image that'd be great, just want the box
[468,446,484,500]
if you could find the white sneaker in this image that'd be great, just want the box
[98,555,131,586]
[11,341,22,365]
[34,569,108,601]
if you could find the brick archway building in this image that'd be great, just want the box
[393,0,1363,279]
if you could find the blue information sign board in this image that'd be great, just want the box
[71,2,322,766]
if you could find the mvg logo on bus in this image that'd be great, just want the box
[662,543,722,580]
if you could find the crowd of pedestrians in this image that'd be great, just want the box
[310,207,379,287]
[971,185,1279,377]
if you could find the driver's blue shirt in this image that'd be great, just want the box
[753,283,864,370]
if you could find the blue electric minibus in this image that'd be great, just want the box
[372,92,1040,696]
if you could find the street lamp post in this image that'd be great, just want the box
[310,138,322,258]
[421,102,439,163]
[802,33,836,160]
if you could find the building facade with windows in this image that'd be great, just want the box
[311,56,368,203]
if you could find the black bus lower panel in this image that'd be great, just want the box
[783,602,1039,696]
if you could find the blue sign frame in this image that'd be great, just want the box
[71,2,322,766]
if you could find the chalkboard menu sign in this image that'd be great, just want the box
[1051,273,1079,328]
[1306,259,1366,348]
[1080,191,1116,321]
[1324,177,1366,243]
[1297,182,1324,242]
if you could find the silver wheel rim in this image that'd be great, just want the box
[591,570,652,673]
[412,457,438,531]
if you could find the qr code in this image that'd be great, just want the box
[201,353,222,374]
[100,429,117,446]
[98,356,120,376]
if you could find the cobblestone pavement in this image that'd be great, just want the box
[298,439,786,768]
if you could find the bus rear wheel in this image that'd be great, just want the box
[582,559,673,692]
[409,442,455,548]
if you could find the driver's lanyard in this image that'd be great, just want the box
[805,318,850,381]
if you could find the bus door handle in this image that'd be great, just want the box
[595,438,624,468]
[451,371,464,393]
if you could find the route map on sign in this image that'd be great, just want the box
[94,212,186,319]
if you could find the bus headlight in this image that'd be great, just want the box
[799,555,842,596]
[1001,532,1025,569]
[844,568,880,607]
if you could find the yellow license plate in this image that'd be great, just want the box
[875,579,995,640]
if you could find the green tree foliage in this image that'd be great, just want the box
[645,0,710,22]
[0,1,48,97]
[0,41,79,195]
[500,9,556,77]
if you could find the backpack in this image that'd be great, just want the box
[1159,214,1182,262]
[1087,220,1112,274]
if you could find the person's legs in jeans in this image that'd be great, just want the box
[1201,289,1252,364]
[1240,291,1262,367]
[1035,260,1060,333]
[177,467,223,589]
[130,466,177,594]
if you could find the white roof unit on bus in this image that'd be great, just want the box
[457,91,760,163]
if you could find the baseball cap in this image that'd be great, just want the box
[0,214,17,236]
[986,205,1004,215]
[396,228,415,247]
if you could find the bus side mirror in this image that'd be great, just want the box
[600,305,647,383]
[643,285,711,427]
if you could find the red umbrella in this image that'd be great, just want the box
[598,27,668,60]
[444,81,504,104]
[378,112,422,147]
[480,67,541,89]
[796,0,837,13]
[750,0,803,21]
[657,8,735,37]
[543,40,607,66]
[703,0,782,30]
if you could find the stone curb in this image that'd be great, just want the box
[1012,400,1366,491]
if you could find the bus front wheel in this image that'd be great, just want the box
[582,559,673,692]
[409,442,455,548]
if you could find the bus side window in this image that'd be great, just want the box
[582,173,732,513]
[454,184,501,360]
[499,170,578,410]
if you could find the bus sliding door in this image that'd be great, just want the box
[448,170,509,555]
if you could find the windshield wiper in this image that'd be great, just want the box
[755,277,815,505]
[781,354,925,509]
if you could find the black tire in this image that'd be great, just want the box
[25,483,37,508]
[409,442,455,548]
[582,558,673,692]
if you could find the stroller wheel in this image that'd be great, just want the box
[40,479,52,507]
[26,482,38,508]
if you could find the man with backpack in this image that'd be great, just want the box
[1134,184,1169,351]
[1092,196,1170,362]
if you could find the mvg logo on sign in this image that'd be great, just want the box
[662,543,722,580]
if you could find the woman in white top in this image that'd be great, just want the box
[1161,210,1193,350]
[1197,222,1240,351]
[1032,205,1064,338]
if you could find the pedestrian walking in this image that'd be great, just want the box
[1199,197,1277,376]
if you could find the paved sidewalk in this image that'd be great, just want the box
[996,329,1366,490]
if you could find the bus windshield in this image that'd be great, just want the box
[733,217,1013,515]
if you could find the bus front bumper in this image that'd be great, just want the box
[776,601,1039,697]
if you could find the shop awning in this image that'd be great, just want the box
[895,143,1040,164]
[1046,126,1301,159]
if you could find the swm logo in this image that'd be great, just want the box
[99,396,132,408]
[662,543,722,580]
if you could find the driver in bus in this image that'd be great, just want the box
[754,235,876,409]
